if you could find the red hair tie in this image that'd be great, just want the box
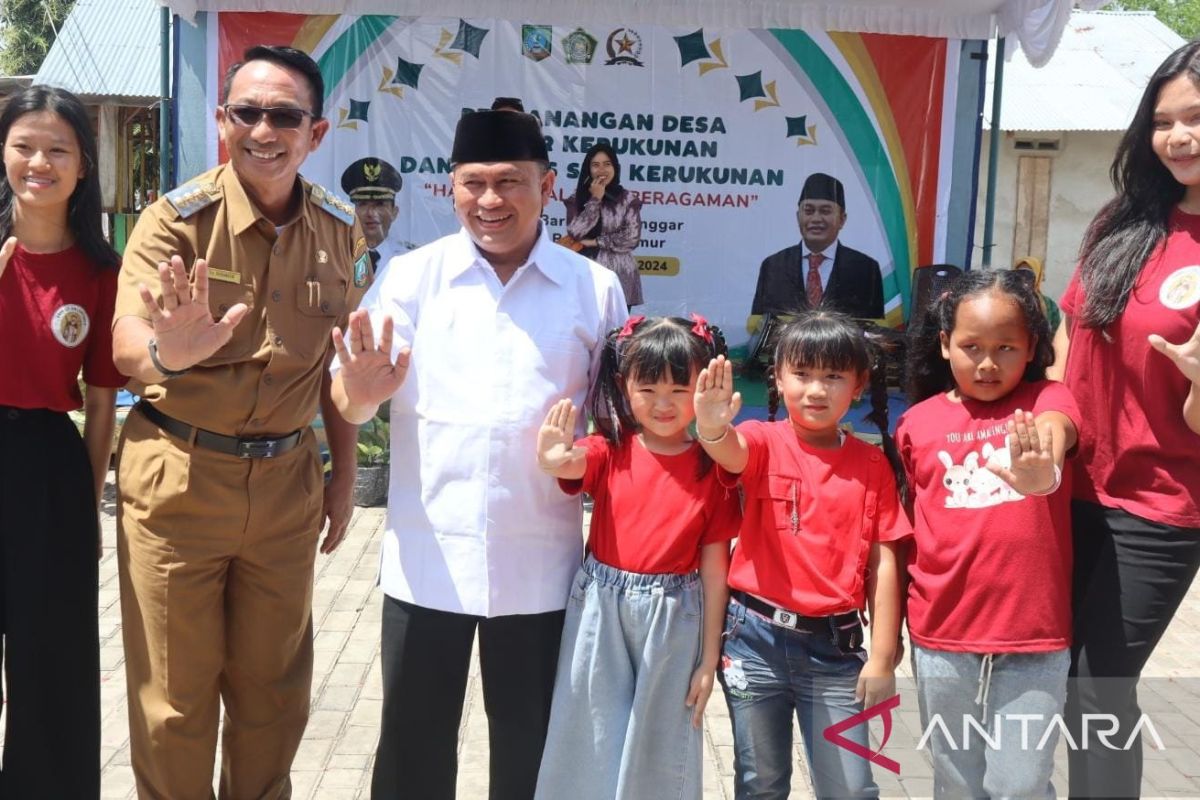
[618,315,646,339]
[690,312,713,345]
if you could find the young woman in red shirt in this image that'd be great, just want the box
[898,269,1080,797]
[694,311,908,800]
[533,315,739,800]
[0,86,125,795]
[1052,40,1200,798]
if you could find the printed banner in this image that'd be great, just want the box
[213,13,959,340]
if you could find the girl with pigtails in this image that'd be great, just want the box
[533,314,741,800]
[693,309,908,800]
[896,269,1080,798]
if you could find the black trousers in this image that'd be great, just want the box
[1067,500,1200,799]
[371,595,565,800]
[0,407,100,798]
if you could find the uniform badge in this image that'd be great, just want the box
[51,304,89,347]
[1160,266,1200,310]
[317,250,329,264]
[354,253,370,287]
[208,268,242,284]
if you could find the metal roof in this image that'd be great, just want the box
[985,9,1185,132]
[33,0,161,105]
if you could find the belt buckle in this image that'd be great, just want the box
[237,439,278,459]
[772,608,799,629]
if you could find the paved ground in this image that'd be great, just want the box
[43,484,1200,797]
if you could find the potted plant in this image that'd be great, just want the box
[354,416,390,507]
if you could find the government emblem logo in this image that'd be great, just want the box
[562,28,597,64]
[522,25,552,62]
[1160,265,1200,310]
[605,28,644,67]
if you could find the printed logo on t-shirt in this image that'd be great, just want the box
[50,304,89,348]
[937,434,1024,509]
[1160,266,1200,310]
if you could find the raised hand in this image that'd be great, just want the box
[0,237,16,283]
[137,255,248,372]
[986,409,1057,495]
[694,355,742,433]
[331,309,410,408]
[537,399,578,473]
[1150,322,1200,385]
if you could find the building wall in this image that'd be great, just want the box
[973,129,1120,302]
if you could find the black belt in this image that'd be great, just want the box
[731,590,859,633]
[137,401,302,459]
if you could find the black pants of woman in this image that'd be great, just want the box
[0,407,100,797]
[1067,500,1200,799]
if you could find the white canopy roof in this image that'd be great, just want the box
[161,0,1106,68]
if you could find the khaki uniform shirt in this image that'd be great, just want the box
[115,164,369,436]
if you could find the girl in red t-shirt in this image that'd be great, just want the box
[693,310,909,800]
[898,269,1080,798]
[1052,40,1200,799]
[0,87,125,795]
[533,314,740,800]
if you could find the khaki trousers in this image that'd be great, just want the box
[116,410,324,800]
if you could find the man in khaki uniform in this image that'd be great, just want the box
[111,45,367,799]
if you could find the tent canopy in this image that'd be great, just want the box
[160,0,1105,67]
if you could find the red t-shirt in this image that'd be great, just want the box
[720,420,911,616]
[897,381,1080,652]
[559,434,741,574]
[1061,210,1200,528]
[0,245,125,411]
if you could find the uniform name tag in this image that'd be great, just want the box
[209,268,242,284]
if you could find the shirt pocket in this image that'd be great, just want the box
[205,281,258,363]
[289,277,348,359]
[747,473,803,534]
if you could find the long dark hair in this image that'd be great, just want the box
[1078,40,1200,329]
[590,315,727,474]
[573,142,624,215]
[767,310,904,496]
[0,86,119,270]
[905,269,1053,403]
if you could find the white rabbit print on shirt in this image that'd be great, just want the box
[938,435,1024,509]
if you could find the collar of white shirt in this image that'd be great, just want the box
[447,224,570,287]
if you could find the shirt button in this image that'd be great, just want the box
[218,303,229,313]
[320,301,331,313]
[273,336,283,347]
[263,374,274,385]
[272,290,282,302]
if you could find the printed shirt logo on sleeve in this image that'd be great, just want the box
[1160,265,1200,310]
[937,430,1023,509]
[50,304,89,348]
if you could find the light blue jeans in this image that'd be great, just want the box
[534,555,704,800]
[912,644,1070,799]
[718,597,878,800]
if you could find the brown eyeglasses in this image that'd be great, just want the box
[223,104,314,129]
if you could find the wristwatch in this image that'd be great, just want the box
[148,338,190,379]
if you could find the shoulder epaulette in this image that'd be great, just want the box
[309,183,355,226]
[165,181,221,219]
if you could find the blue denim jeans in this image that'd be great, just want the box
[913,645,1069,800]
[717,597,878,800]
[534,555,704,800]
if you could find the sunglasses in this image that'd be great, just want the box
[223,104,314,129]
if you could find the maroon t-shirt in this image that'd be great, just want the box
[1061,209,1200,528]
[897,381,1080,652]
[0,244,125,411]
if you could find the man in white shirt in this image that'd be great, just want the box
[330,109,626,799]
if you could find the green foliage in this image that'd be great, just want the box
[356,417,390,466]
[0,0,74,76]
[1105,0,1200,40]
